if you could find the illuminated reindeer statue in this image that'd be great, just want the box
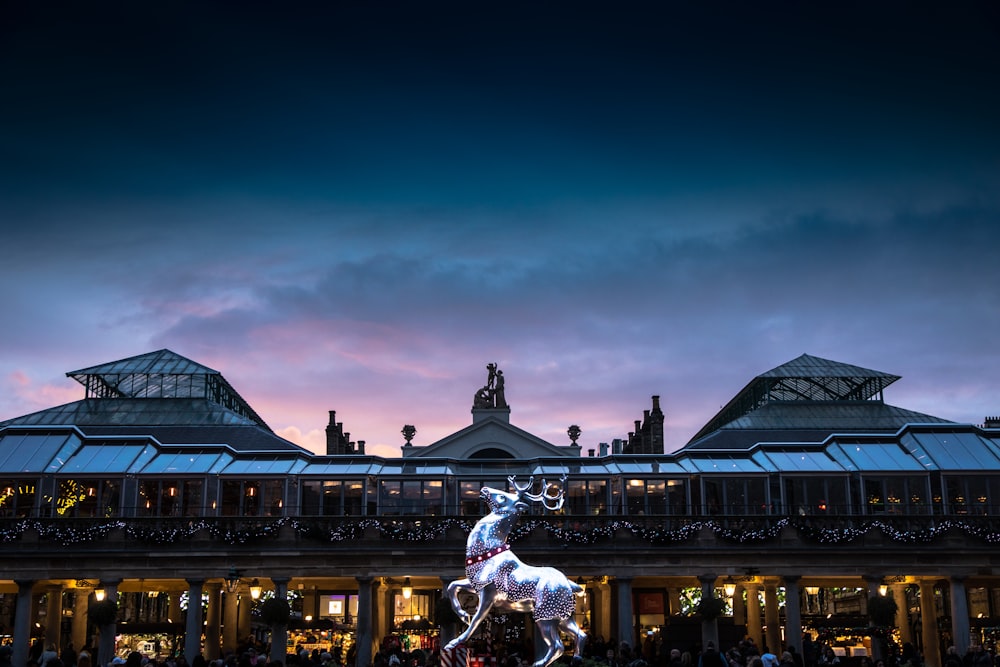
[444,475,586,667]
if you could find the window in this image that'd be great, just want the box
[52,479,121,517]
[0,480,38,518]
[220,479,284,516]
[137,480,202,517]
[565,479,608,515]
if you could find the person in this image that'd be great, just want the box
[41,643,60,667]
[818,648,839,667]
[699,643,727,667]
[0,645,13,667]
[62,644,78,667]
[779,653,795,667]
[760,648,778,667]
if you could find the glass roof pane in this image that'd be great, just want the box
[829,441,925,471]
[208,452,233,475]
[301,461,372,477]
[685,457,765,473]
[905,432,1000,470]
[141,451,227,474]
[222,458,298,475]
[61,443,149,474]
[753,449,842,473]
[0,433,76,473]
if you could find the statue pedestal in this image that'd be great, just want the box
[471,407,511,424]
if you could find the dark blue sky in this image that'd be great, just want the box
[2,1,999,455]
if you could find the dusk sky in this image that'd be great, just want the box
[2,2,999,457]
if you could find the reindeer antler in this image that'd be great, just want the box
[510,474,568,511]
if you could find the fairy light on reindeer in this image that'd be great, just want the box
[444,475,586,667]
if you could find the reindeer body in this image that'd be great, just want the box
[445,479,586,667]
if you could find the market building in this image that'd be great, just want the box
[1,350,998,667]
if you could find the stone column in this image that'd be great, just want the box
[223,590,239,655]
[98,580,121,667]
[238,593,252,646]
[205,583,223,661]
[732,585,746,626]
[783,576,802,654]
[596,580,613,641]
[745,584,763,651]
[698,574,719,651]
[892,584,912,645]
[764,583,780,654]
[13,580,35,667]
[616,577,635,653]
[949,578,970,657]
[269,578,290,664]
[45,583,64,650]
[919,580,941,667]
[185,579,205,664]
[72,586,92,654]
[863,576,885,662]
[355,577,374,667]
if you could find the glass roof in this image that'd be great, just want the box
[222,458,301,475]
[751,449,843,473]
[0,433,80,473]
[141,451,229,474]
[60,442,156,474]
[378,462,455,475]
[684,456,767,473]
[901,431,1000,470]
[828,441,927,472]
[297,460,381,475]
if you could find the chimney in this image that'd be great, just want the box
[985,416,1000,428]
[588,448,595,457]
[612,438,623,455]
[357,440,366,455]
[599,442,609,457]
[325,411,339,455]
[650,395,665,453]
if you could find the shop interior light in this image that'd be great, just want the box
[402,578,413,599]
[249,579,263,600]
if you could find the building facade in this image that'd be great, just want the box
[1,350,998,667]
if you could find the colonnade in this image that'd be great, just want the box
[2,574,985,667]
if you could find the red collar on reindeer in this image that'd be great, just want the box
[465,543,511,566]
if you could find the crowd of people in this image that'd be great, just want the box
[2,635,999,667]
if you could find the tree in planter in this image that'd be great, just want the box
[867,594,898,628]
[867,594,899,662]
[89,599,118,627]
[694,595,727,621]
[259,597,291,627]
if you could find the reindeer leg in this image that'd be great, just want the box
[445,578,476,625]
[558,618,587,661]
[532,618,565,667]
[444,583,497,650]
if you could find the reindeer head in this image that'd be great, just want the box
[480,475,567,515]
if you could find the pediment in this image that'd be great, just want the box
[402,416,579,459]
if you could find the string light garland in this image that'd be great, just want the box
[1,515,998,546]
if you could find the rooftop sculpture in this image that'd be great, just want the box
[473,362,508,410]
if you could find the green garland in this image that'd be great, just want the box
[1,515,999,546]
